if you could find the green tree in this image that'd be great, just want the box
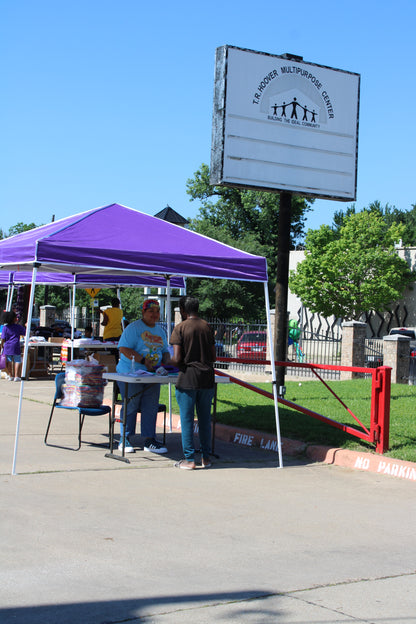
[185,163,313,318]
[7,222,39,237]
[289,211,415,320]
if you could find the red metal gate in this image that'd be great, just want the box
[215,359,391,454]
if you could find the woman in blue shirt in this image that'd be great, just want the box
[116,299,171,454]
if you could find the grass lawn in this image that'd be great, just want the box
[160,378,416,463]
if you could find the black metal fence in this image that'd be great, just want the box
[364,338,383,367]
[208,319,343,379]
[208,319,267,374]
[285,327,342,380]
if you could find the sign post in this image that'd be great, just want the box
[85,289,101,337]
[275,191,292,394]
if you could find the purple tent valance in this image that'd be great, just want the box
[0,271,185,289]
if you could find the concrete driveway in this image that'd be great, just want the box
[1,377,415,623]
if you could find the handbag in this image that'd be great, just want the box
[0,352,6,370]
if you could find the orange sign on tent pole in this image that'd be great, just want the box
[85,288,101,298]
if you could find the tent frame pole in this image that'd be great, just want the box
[6,272,15,310]
[166,276,173,433]
[70,279,76,360]
[264,281,283,468]
[12,263,39,475]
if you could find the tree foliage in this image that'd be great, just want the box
[333,201,416,246]
[185,163,313,318]
[1,222,40,241]
[7,222,39,237]
[290,210,415,320]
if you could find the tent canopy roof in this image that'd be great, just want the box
[0,203,268,282]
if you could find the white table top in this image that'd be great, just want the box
[103,372,230,385]
[62,340,118,349]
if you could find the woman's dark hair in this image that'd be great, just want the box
[1,310,17,325]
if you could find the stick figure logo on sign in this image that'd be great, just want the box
[266,89,322,129]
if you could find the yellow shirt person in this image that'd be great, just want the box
[101,298,123,341]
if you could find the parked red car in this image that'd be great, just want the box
[236,331,267,361]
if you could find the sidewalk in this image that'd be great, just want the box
[1,378,416,623]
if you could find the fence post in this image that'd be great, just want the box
[40,305,56,326]
[174,306,181,326]
[383,334,410,384]
[373,366,391,454]
[341,321,366,380]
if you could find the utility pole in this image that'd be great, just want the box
[274,191,292,396]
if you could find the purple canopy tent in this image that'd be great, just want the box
[0,203,281,473]
[0,203,267,280]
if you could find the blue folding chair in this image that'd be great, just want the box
[44,372,112,450]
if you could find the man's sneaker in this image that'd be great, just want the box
[118,440,135,453]
[144,438,168,454]
[14,377,21,382]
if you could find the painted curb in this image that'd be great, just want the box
[306,445,416,482]
[214,423,416,482]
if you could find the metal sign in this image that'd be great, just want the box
[85,288,101,298]
[211,46,360,201]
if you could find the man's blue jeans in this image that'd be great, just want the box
[117,381,161,441]
[175,387,214,460]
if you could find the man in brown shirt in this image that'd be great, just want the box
[170,296,216,470]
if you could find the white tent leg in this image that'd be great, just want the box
[264,281,283,468]
[70,281,76,360]
[6,273,15,310]
[12,264,39,475]
[117,287,125,330]
[166,277,172,433]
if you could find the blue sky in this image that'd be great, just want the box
[1,0,415,236]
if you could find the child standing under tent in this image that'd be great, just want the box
[0,310,26,381]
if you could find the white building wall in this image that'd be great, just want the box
[288,246,416,335]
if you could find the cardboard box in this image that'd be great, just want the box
[92,352,117,373]
[48,337,65,345]
[27,348,49,377]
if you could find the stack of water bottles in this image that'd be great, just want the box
[61,359,107,407]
